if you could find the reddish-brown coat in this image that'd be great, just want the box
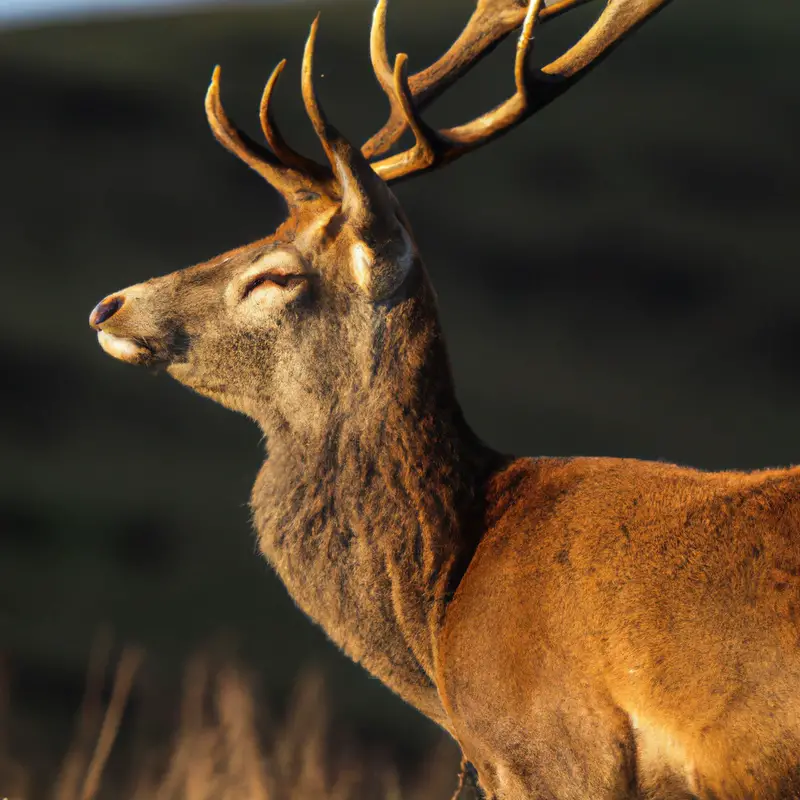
[439,458,800,796]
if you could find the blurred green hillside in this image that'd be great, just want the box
[0,0,798,792]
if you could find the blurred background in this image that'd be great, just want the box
[0,0,797,795]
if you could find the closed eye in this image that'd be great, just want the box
[241,272,305,300]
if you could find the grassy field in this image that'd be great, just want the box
[0,0,798,795]
[1,647,459,798]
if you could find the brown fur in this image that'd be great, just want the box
[440,458,800,798]
[86,3,800,797]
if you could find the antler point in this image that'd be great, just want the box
[304,14,321,67]
[206,65,223,108]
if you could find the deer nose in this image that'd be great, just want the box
[89,295,124,329]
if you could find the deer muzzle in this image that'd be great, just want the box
[89,285,165,366]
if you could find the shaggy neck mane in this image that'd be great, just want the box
[251,279,501,723]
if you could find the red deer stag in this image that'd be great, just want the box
[89,1,800,797]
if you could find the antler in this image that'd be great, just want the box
[205,0,673,200]
[362,0,599,160]
[367,0,674,183]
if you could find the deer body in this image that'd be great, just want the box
[87,0,800,796]
[440,456,800,798]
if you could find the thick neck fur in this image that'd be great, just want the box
[250,272,499,723]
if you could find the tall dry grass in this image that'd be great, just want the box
[0,640,461,800]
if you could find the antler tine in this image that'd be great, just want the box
[207,66,280,176]
[259,59,329,178]
[301,15,340,165]
[369,0,394,101]
[386,53,441,176]
[370,0,674,185]
[362,0,599,160]
[365,0,405,159]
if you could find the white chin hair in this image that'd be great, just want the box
[97,330,150,363]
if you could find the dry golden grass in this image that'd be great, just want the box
[0,640,460,800]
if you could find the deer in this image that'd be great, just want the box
[86,0,800,797]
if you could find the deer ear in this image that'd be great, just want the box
[349,221,415,301]
[323,139,415,301]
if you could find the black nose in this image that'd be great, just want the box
[89,296,124,329]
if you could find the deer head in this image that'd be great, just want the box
[89,0,671,439]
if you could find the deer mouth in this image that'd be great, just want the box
[96,330,155,365]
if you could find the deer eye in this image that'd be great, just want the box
[241,272,304,300]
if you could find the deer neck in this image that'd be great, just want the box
[250,280,499,721]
